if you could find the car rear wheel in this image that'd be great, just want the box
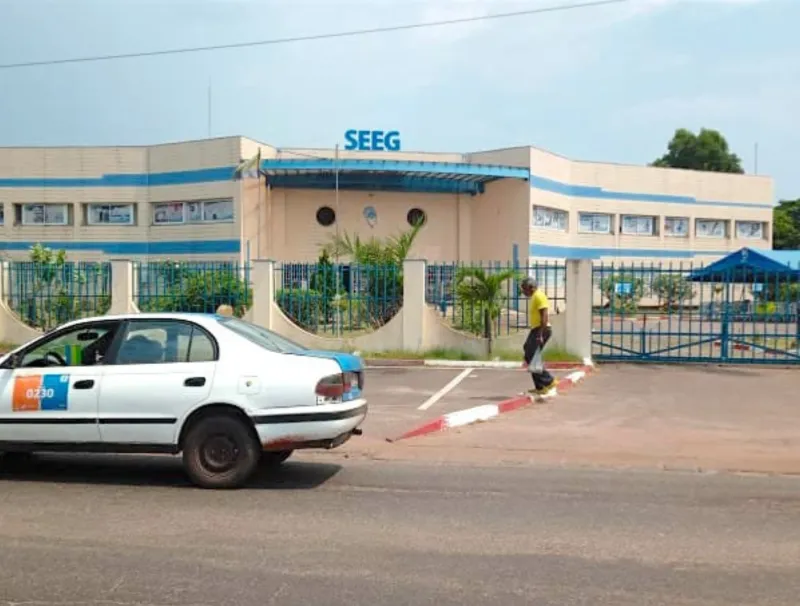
[261,450,293,467]
[182,415,260,489]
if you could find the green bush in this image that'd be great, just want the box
[139,264,251,316]
[650,274,695,310]
[276,288,322,331]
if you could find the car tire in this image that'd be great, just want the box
[182,415,260,489]
[261,450,293,467]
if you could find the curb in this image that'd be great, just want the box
[365,359,591,370]
[389,364,594,442]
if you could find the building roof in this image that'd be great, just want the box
[688,247,800,283]
[259,158,530,195]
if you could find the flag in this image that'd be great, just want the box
[233,149,261,180]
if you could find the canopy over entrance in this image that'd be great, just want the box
[258,158,530,195]
[687,247,800,283]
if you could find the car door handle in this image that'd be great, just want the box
[184,377,206,387]
[73,379,95,390]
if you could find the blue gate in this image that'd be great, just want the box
[591,263,800,364]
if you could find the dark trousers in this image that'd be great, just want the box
[523,326,554,390]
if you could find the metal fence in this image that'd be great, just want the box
[135,262,252,316]
[592,263,800,364]
[426,261,566,337]
[274,262,401,335]
[6,262,111,330]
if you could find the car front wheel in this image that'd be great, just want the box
[182,415,260,489]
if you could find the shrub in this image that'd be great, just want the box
[599,273,644,314]
[276,288,322,331]
[650,274,695,310]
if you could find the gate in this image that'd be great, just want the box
[591,263,800,364]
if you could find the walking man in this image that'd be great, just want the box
[520,277,556,397]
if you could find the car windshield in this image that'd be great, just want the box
[216,316,308,354]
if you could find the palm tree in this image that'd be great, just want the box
[319,220,425,327]
[455,266,519,353]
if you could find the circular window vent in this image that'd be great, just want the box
[316,206,336,227]
[407,208,427,227]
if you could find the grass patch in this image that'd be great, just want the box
[357,346,581,363]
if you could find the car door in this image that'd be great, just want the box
[0,320,123,445]
[97,318,218,446]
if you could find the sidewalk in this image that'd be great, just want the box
[323,364,800,475]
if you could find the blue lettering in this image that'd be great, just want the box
[370,130,385,151]
[385,131,400,151]
[343,129,358,151]
[343,130,402,151]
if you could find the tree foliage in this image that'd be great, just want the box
[454,267,518,345]
[650,274,695,311]
[599,273,645,314]
[773,199,800,250]
[651,128,744,174]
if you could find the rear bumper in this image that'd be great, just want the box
[249,400,367,451]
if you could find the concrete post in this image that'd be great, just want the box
[402,259,426,352]
[565,259,593,363]
[109,260,136,314]
[250,260,275,329]
[0,261,9,303]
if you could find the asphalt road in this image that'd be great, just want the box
[2,455,800,605]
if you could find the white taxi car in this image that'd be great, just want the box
[0,313,367,488]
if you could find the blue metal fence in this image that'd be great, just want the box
[592,263,800,364]
[135,262,252,316]
[274,262,401,335]
[426,261,566,337]
[6,262,111,330]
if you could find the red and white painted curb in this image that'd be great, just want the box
[389,364,594,442]
[365,358,589,370]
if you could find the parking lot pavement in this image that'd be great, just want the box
[360,366,568,441]
[395,363,800,474]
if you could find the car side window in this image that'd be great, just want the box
[114,320,217,365]
[17,322,120,368]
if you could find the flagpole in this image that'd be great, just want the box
[334,143,341,338]
[256,150,262,259]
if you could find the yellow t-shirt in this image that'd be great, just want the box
[528,290,550,329]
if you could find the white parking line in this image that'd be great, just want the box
[417,368,473,411]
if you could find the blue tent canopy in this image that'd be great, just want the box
[687,247,800,283]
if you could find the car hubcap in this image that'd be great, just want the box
[201,434,240,473]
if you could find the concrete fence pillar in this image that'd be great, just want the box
[0,261,9,302]
[402,259,426,352]
[565,259,593,363]
[250,260,275,329]
[109,259,137,314]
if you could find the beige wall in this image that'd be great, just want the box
[0,138,245,262]
[527,147,774,265]
[0,137,777,266]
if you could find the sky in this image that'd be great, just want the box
[0,0,797,201]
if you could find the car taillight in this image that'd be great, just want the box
[315,373,351,399]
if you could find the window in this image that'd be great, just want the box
[664,216,689,237]
[10,321,122,369]
[217,316,307,354]
[316,206,336,227]
[696,219,728,238]
[533,206,568,231]
[0,204,4,226]
[578,212,612,234]
[621,215,655,236]
[736,221,764,239]
[86,203,135,226]
[407,208,427,227]
[16,203,69,226]
[114,320,218,365]
[152,198,234,225]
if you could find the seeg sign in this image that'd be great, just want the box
[343,129,401,152]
